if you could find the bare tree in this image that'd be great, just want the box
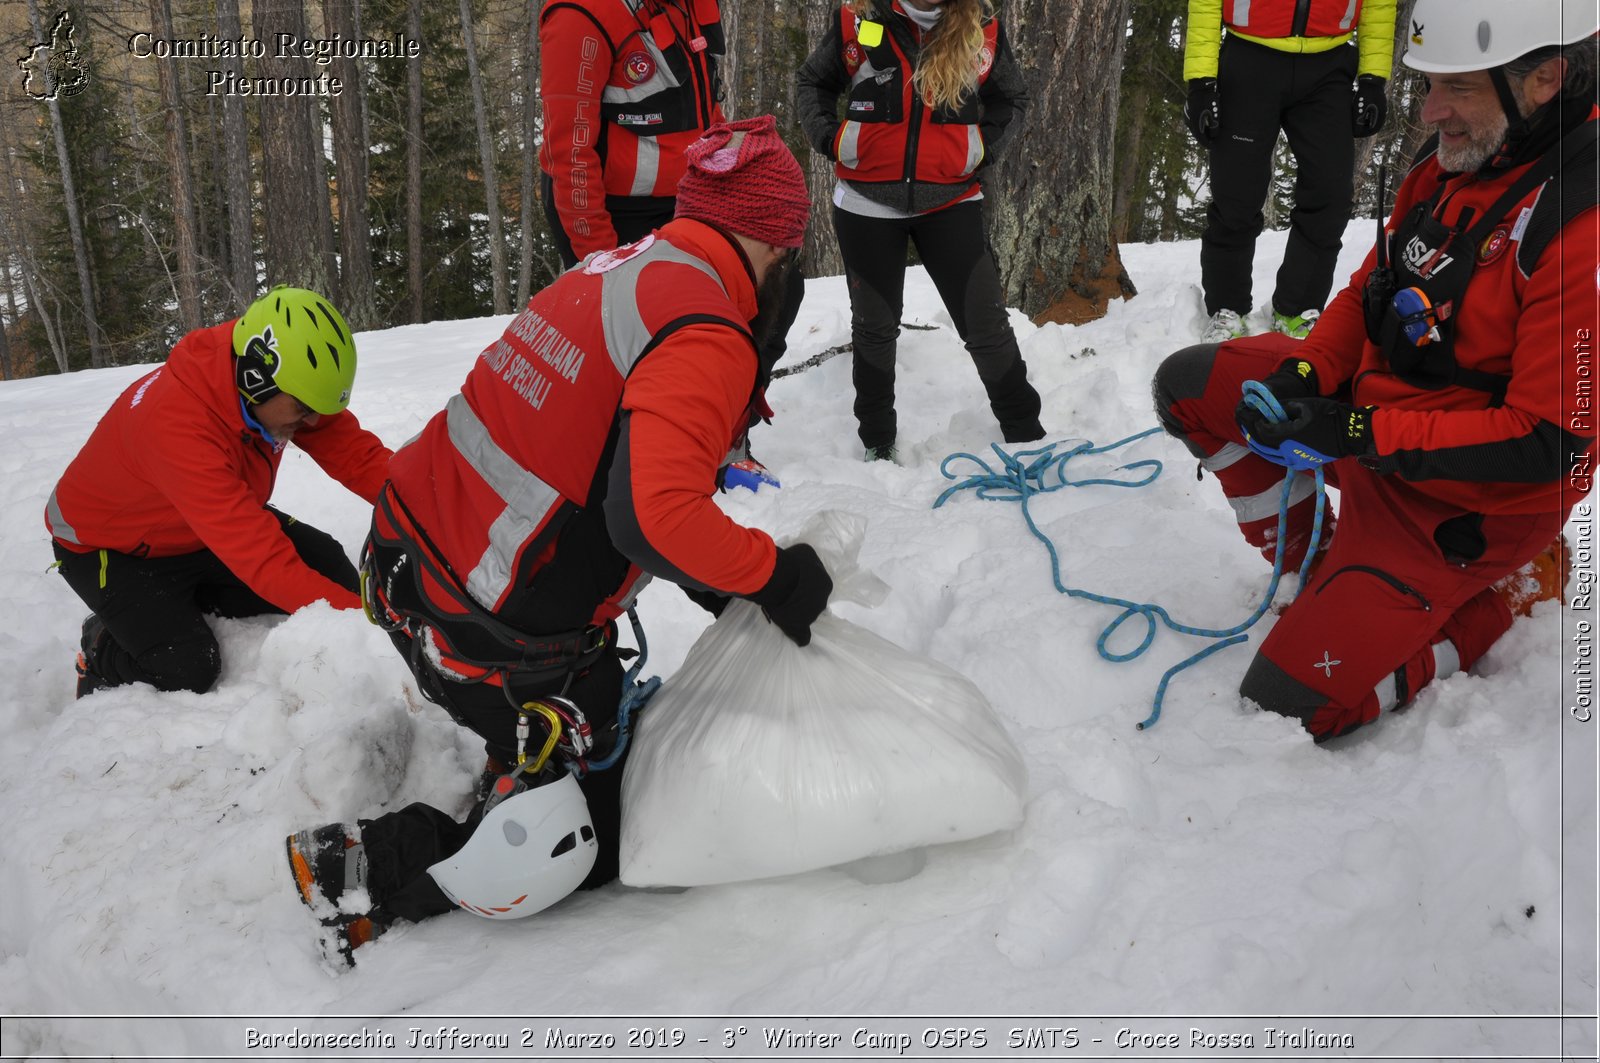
[517,1,540,306]
[26,0,107,368]
[324,0,379,327]
[1,149,69,373]
[799,1,843,278]
[149,0,202,331]
[988,0,1136,322]
[405,0,425,322]
[460,0,511,313]
[252,0,336,293]
[217,0,257,309]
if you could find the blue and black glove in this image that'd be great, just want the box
[1352,74,1389,138]
[1234,359,1319,430]
[1239,397,1375,470]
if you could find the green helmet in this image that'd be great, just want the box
[232,286,357,415]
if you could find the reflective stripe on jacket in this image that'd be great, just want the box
[537,0,727,257]
[384,219,777,630]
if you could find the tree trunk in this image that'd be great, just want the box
[800,1,843,278]
[150,0,202,331]
[27,0,106,368]
[406,0,425,322]
[990,0,1135,323]
[216,0,257,311]
[252,0,335,294]
[517,0,540,306]
[460,0,511,314]
[323,0,379,328]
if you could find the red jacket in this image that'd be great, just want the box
[384,219,775,634]
[1298,124,1599,516]
[45,322,393,612]
[797,0,1026,207]
[537,0,726,260]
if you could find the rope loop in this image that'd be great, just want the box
[932,405,1326,730]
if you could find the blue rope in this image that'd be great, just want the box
[583,608,662,773]
[933,404,1325,730]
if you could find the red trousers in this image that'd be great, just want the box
[1154,336,1566,739]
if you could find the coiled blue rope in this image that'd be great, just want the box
[933,396,1325,730]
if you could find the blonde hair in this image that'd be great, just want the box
[849,0,992,112]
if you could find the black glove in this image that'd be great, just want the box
[1239,398,1375,470]
[1352,74,1388,138]
[681,585,729,618]
[1233,358,1320,429]
[747,543,833,647]
[1184,78,1221,146]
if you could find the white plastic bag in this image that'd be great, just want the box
[618,511,1027,887]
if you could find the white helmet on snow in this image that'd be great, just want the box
[427,773,597,920]
[1403,0,1599,73]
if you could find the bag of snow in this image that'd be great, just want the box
[618,510,1026,887]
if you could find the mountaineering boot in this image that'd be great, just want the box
[863,444,898,463]
[287,822,386,965]
[1492,535,1571,617]
[318,913,385,967]
[1271,309,1321,340]
[74,615,113,699]
[1201,308,1247,344]
[285,822,368,909]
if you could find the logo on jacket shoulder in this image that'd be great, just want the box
[585,233,655,274]
[843,41,864,68]
[623,50,656,84]
[976,45,993,77]
[1478,227,1511,265]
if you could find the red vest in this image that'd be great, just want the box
[1223,0,1365,39]
[385,230,748,623]
[832,4,997,186]
[538,0,727,199]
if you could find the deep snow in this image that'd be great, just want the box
[0,224,1594,1062]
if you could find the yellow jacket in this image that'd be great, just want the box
[1183,0,1398,81]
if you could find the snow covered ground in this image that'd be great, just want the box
[0,224,1594,1062]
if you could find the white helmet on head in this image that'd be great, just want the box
[1404,0,1600,73]
[427,773,597,920]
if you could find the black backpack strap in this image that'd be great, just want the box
[1515,119,1599,276]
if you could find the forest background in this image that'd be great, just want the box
[0,0,1425,379]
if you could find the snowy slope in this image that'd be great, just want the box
[0,226,1593,1061]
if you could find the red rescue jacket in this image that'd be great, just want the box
[537,0,727,259]
[383,218,776,639]
[45,322,393,612]
[1298,117,1599,517]
[829,4,1000,187]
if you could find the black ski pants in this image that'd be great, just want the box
[53,509,358,694]
[359,632,626,925]
[541,175,806,367]
[1200,36,1357,318]
[832,200,1042,450]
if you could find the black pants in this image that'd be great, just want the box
[1201,36,1357,318]
[832,200,1042,449]
[54,510,357,694]
[359,633,627,925]
[541,173,806,368]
